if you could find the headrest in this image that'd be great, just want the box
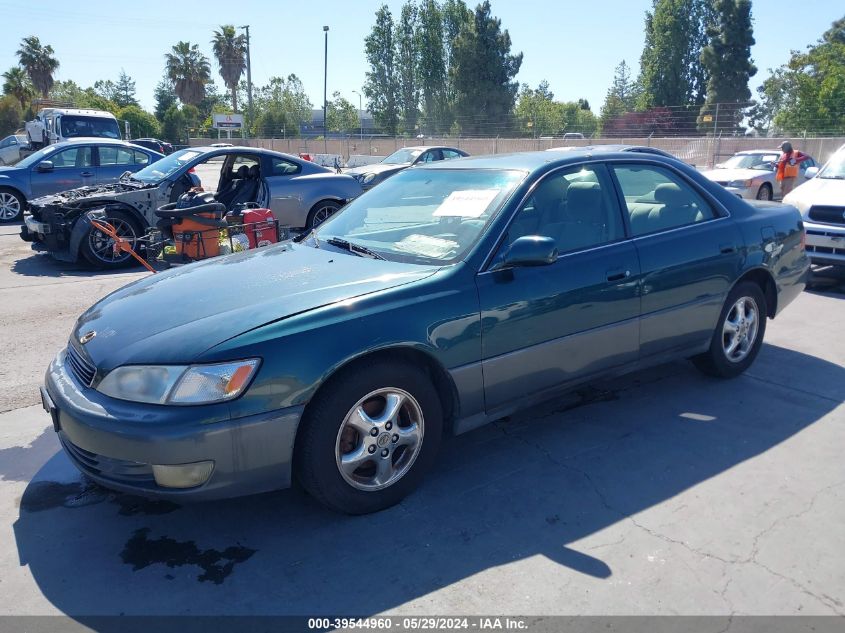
[566,182,602,217]
[654,183,687,206]
[234,165,249,179]
[247,164,260,178]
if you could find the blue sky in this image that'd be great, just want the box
[1,0,841,115]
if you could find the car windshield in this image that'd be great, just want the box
[382,148,423,165]
[131,149,204,183]
[819,151,845,179]
[60,116,121,139]
[721,153,779,170]
[13,145,58,169]
[311,168,525,265]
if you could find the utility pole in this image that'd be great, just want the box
[239,25,254,139]
[323,26,329,154]
[352,89,363,140]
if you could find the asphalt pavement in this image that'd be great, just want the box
[0,221,843,619]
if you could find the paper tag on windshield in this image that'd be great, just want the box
[433,189,499,218]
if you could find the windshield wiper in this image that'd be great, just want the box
[325,237,386,260]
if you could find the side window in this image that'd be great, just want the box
[229,155,259,177]
[271,157,301,176]
[51,147,93,168]
[421,150,441,163]
[0,138,9,148]
[442,149,462,160]
[99,147,134,166]
[801,158,814,169]
[134,151,151,165]
[499,163,624,257]
[612,164,716,237]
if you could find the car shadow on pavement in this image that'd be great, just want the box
[11,346,844,617]
[10,252,149,279]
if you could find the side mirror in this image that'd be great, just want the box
[502,236,558,268]
[36,160,54,172]
[804,166,819,179]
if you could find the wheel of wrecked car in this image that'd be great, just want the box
[80,210,142,269]
[306,200,342,230]
[693,281,767,379]
[0,188,25,223]
[756,183,773,201]
[295,360,443,514]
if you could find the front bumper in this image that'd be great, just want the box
[722,185,754,199]
[804,221,845,267]
[44,349,304,501]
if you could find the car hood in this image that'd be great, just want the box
[346,162,408,176]
[700,167,770,182]
[785,177,845,211]
[74,242,439,369]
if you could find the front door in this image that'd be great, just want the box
[476,163,641,411]
[609,161,744,358]
[30,146,95,198]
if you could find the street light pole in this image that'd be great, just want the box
[239,25,253,140]
[352,89,363,140]
[323,25,329,155]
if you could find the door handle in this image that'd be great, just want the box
[80,171,93,177]
[719,244,737,254]
[606,269,631,282]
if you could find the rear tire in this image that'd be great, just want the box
[305,200,341,230]
[692,281,767,378]
[0,188,26,223]
[295,360,443,514]
[80,210,143,269]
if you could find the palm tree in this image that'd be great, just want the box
[16,36,59,99]
[2,67,33,109]
[165,41,211,106]
[211,25,247,112]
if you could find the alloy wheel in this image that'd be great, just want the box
[0,192,21,221]
[88,218,137,264]
[312,204,338,227]
[335,387,425,491]
[722,296,759,363]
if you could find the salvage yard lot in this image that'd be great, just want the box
[1,220,844,616]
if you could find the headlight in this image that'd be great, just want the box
[362,173,377,184]
[96,359,260,405]
[727,179,753,188]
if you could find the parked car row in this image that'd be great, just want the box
[700,149,817,200]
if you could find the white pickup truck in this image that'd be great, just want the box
[25,108,121,148]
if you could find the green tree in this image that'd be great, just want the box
[599,60,640,131]
[118,105,160,139]
[396,1,421,134]
[93,79,117,102]
[250,74,313,137]
[165,41,211,106]
[0,95,23,137]
[441,0,473,109]
[211,25,247,113]
[161,104,186,144]
[515,81,561,136]
[327,91,360,134]
[2,67,33,110]
[451,1,522,136]
[561,101,598,137]
[114,70,138,108]
[16,36,59,99]
[154,75,178,121]
[637,0,710,108]
[417,0,448,134]
[364,5,401,135]
[697,0,756,134]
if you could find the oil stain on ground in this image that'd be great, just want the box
[121,528,257,584]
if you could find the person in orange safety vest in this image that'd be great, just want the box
[775,141,809,198]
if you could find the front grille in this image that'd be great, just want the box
[60,435,155,484]
[66,343,96,387]
[808,206,845,225]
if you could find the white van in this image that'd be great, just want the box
[25,108,121,148]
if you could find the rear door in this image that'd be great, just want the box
[30,145,95,198]
[264,155,309,225]
[609,161,744,358]
[96,146,149,184]
[475,162,641,411]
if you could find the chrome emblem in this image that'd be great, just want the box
[79,331,96,345]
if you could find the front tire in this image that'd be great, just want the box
[305,200,341,230]
[80,210,143,269]
[756,183,773,201]
[693,282,767,378]
[0,188,26,223]
[295,360,443,514]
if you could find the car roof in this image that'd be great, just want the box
[735,149,782,155]
[394,145,463,152]
[419,147,683,172]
